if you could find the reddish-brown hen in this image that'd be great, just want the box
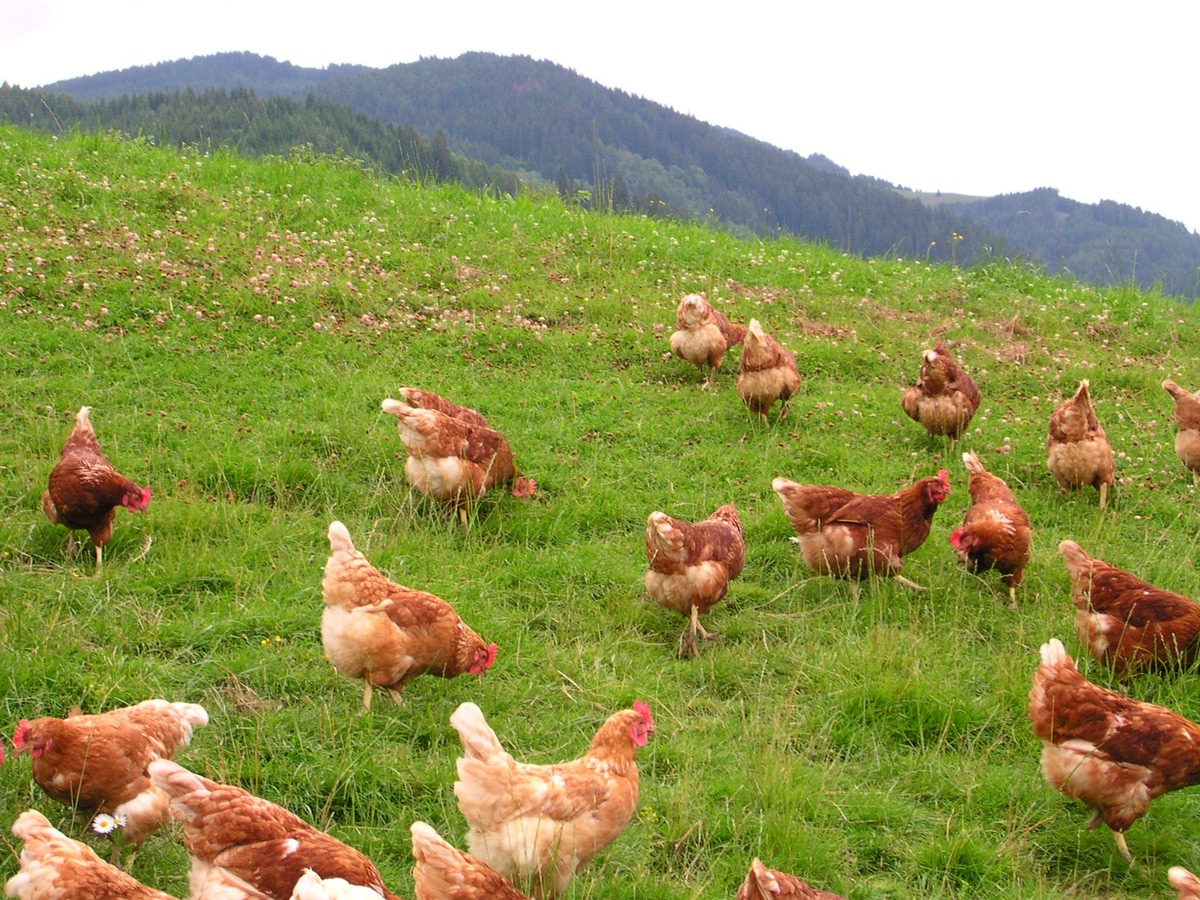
[1028,637,1200,861]
[321,521,496,710]
[381,398,536,522]
[451,700,653,899]
[4,809,176,900]
[950,451,1031,608]
[645,503,745,657]
[736,858,846,900]
[669,293,746,387]
[772,471,951,598]
[1046,379,1115,508]
[10,699,208,860]
[1163,379,1200,486]
[149,760,404,900]
[42,406,151,567]
[410,821,530,900]
[1170,866,1200,899]
[901,342,981,448]
[1059,539,1200,676]
[737,319,801,424]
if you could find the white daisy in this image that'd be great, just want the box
[91,813,126,834]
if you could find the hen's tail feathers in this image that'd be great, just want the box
[328,521,355,555]
[1168,866,1200,897]
[290,868,385,900]
[381,398,412,419]
[10,810,57,845]
[962,450,985,476]
[148,759,209,802]
[1058,540,1091,573]
[1039,637,1075,671]
[450,702,505,762]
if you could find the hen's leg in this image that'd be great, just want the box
[1112,830,1132,863]
[1008,585,1018,610]
[361,675,374,711]
[894,574,925,591]
[1099,482,1109,509]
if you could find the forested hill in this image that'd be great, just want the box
[25,51,1200,299]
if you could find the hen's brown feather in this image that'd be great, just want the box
[737,319,800,423]
[901,343,980,440]
[398,387,491,428]
[736,857,846,900]
[411,821,529,900]
[1060,540,1200,676]
[1046,380,1115,504]
[950,452,1031,601]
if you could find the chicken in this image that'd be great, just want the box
[41,406,151,567]
[4,809,177,900]
[321,521,496,710]
[9,699,208,861]
[410,821,529,900]
[1170,866,1200,899]
[668,292,746,387]
[381,398,536,522]
[900,342,981,448]
[290,869,391,900]
[148,760,404,900]
[450,700,654,899]
[771,470,951,599]
[949,451,1032,608]
[397,387,491,429]
[1059,539,1200,677]
[736,858,846,900]
[1046,379,1115,508]
[737,319,801,424]
[1028,637,1200,862]
[644,503,745,657]
[1163,379,1200,486]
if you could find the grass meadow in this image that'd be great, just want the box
[3,124,1200,898]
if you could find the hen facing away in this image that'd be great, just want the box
[41,406,151,567]
[900,342,981,449]
[1046,379,1115,508]
[1028,638,1200,862]
[737,319,801,424]
[736,857,847,900]
[668,292,746,387]
[4,809,177,900]
[321,521,496,710]
[1059,539,1200,677]
[381,398,536,523]
[644,503,745,657]
[9,699,208,863]
[950,451,1031,608]
[1163,379,1200,485]
[148,760,405,900]
[772,470,951,599]
[1171,866,1200,899]
[450,700,653,899]
[410,821,529,900]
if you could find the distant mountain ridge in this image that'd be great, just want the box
[28,51,1200,299]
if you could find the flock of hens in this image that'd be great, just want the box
[7,291,1200,900]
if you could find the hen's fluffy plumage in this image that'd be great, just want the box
[950,451,1031,608]
[148,760,403,900]
[4,810,176,900]
[450,700,653,899]
[1046,380,1115,508]
[1059,540,1200,676]
[10,700,208,853]
[321,521,496,709]
[736,858,846,900]
[410,821,529,900]
[644,504,745,657]
[737,319,800,423]
[668,293,746,385]
[772,471,951,597]
[1163,379,1200,485]
[397,387,491,429]
[381,398,535,521]
[900,343,981,445]
[41,406,151,566]
[1028,638,1200,861]
[1170,866,1200,899]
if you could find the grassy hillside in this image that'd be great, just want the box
[2,124,1200,899]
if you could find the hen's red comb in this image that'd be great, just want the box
[937,469,950,485]
[632,700,653,727]
[11,720,31,750]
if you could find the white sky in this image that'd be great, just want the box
[3,1,1197,232]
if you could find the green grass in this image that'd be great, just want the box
[3,124,1200,898]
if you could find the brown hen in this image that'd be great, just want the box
[950,451,1031,608]
[901,342,981,449]
[1028,637,1200,861]
[1046,379,1115,508]
[321,521,496,710]
[1163,379,1200,486]
[644,504,745,657]
[42,406,151,567]
[668,293,746,387]
[737,319,801,423]
[1060,539,1200,676]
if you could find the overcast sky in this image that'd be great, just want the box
[3,2,1196,232]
